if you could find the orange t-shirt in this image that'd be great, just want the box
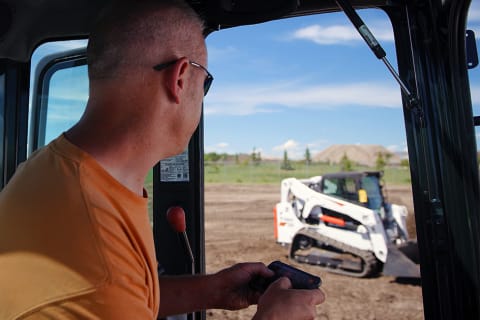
[0,135,159,319]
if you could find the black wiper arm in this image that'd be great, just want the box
[335,0,418,108]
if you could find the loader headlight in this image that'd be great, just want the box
[357,225,368,233]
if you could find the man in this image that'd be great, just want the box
[0,0,325,319]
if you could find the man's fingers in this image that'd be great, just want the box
[269,277,325,305]
[312,289,326,304]
[271,276,292,289]
[240,262,274,278]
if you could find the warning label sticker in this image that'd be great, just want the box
[160,149,190,182]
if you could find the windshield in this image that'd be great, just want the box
[361,175,383,210]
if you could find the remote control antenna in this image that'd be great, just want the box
[335,0,418,107]
[167,206,195,274]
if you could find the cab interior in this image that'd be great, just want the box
[0,0,479,319]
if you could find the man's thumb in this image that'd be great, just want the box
[271,277,292,290]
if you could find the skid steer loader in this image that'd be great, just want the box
[274,171,420,278]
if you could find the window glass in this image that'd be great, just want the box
[467,2,480,154]
[343,178,357,195]
[29,40,87,150]
[322,178,338,195]
[44,65,88,144]
[361,175,383,210]
[205,8,422,319]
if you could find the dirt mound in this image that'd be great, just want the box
[314,144,401,167]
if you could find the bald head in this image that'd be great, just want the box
[87,0,205,80]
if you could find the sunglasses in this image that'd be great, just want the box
[153,59,214,96]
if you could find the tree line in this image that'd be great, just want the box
[205,147,409,171]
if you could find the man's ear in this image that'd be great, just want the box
[165,57,189,104]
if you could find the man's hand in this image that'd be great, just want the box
[253,277,326,320]
[158,262,325,318]
[211,262,274,310]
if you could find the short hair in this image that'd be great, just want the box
[87,0,204,80]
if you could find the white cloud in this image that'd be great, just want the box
[205,82,480,117]
[217,142,229,148]
[274,139,298,151]
[272,140,309,160]
[293,25,359,45]
[205,142,231,153]
[387,144,408,154]
[471,85,480,106]
[204,81,401,116]
[291,22,394,45]
[261,139,329,160]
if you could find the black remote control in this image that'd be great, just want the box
[250,261,322,292]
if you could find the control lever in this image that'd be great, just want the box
[250,261,322,292]
[166,206,195,274]
[166,206,196,320]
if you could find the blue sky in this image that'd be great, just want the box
[31,4,480,160]
[203,5,480,159]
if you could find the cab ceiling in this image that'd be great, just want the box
[0,0,387,61]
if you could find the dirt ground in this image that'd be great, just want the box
[204,184,424,320]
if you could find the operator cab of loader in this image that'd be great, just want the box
[317,171,409,243]
[319,171,386,213]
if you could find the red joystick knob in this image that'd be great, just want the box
[166,206,186,233]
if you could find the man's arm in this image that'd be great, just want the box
[159,273,228,317]
[158,262,325,319]
[158,262,272,316]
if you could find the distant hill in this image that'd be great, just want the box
[313,144,402,167]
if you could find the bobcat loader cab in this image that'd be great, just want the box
[0,0,479,319]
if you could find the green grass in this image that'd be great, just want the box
[204,161,412,185]
[145,168,153,185]
[144,169,153,224]
[382,166,412,185]
[144,162,411,187]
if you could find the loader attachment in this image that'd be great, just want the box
[382,242,420,278]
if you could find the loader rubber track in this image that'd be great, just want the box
[290,228,381,278]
